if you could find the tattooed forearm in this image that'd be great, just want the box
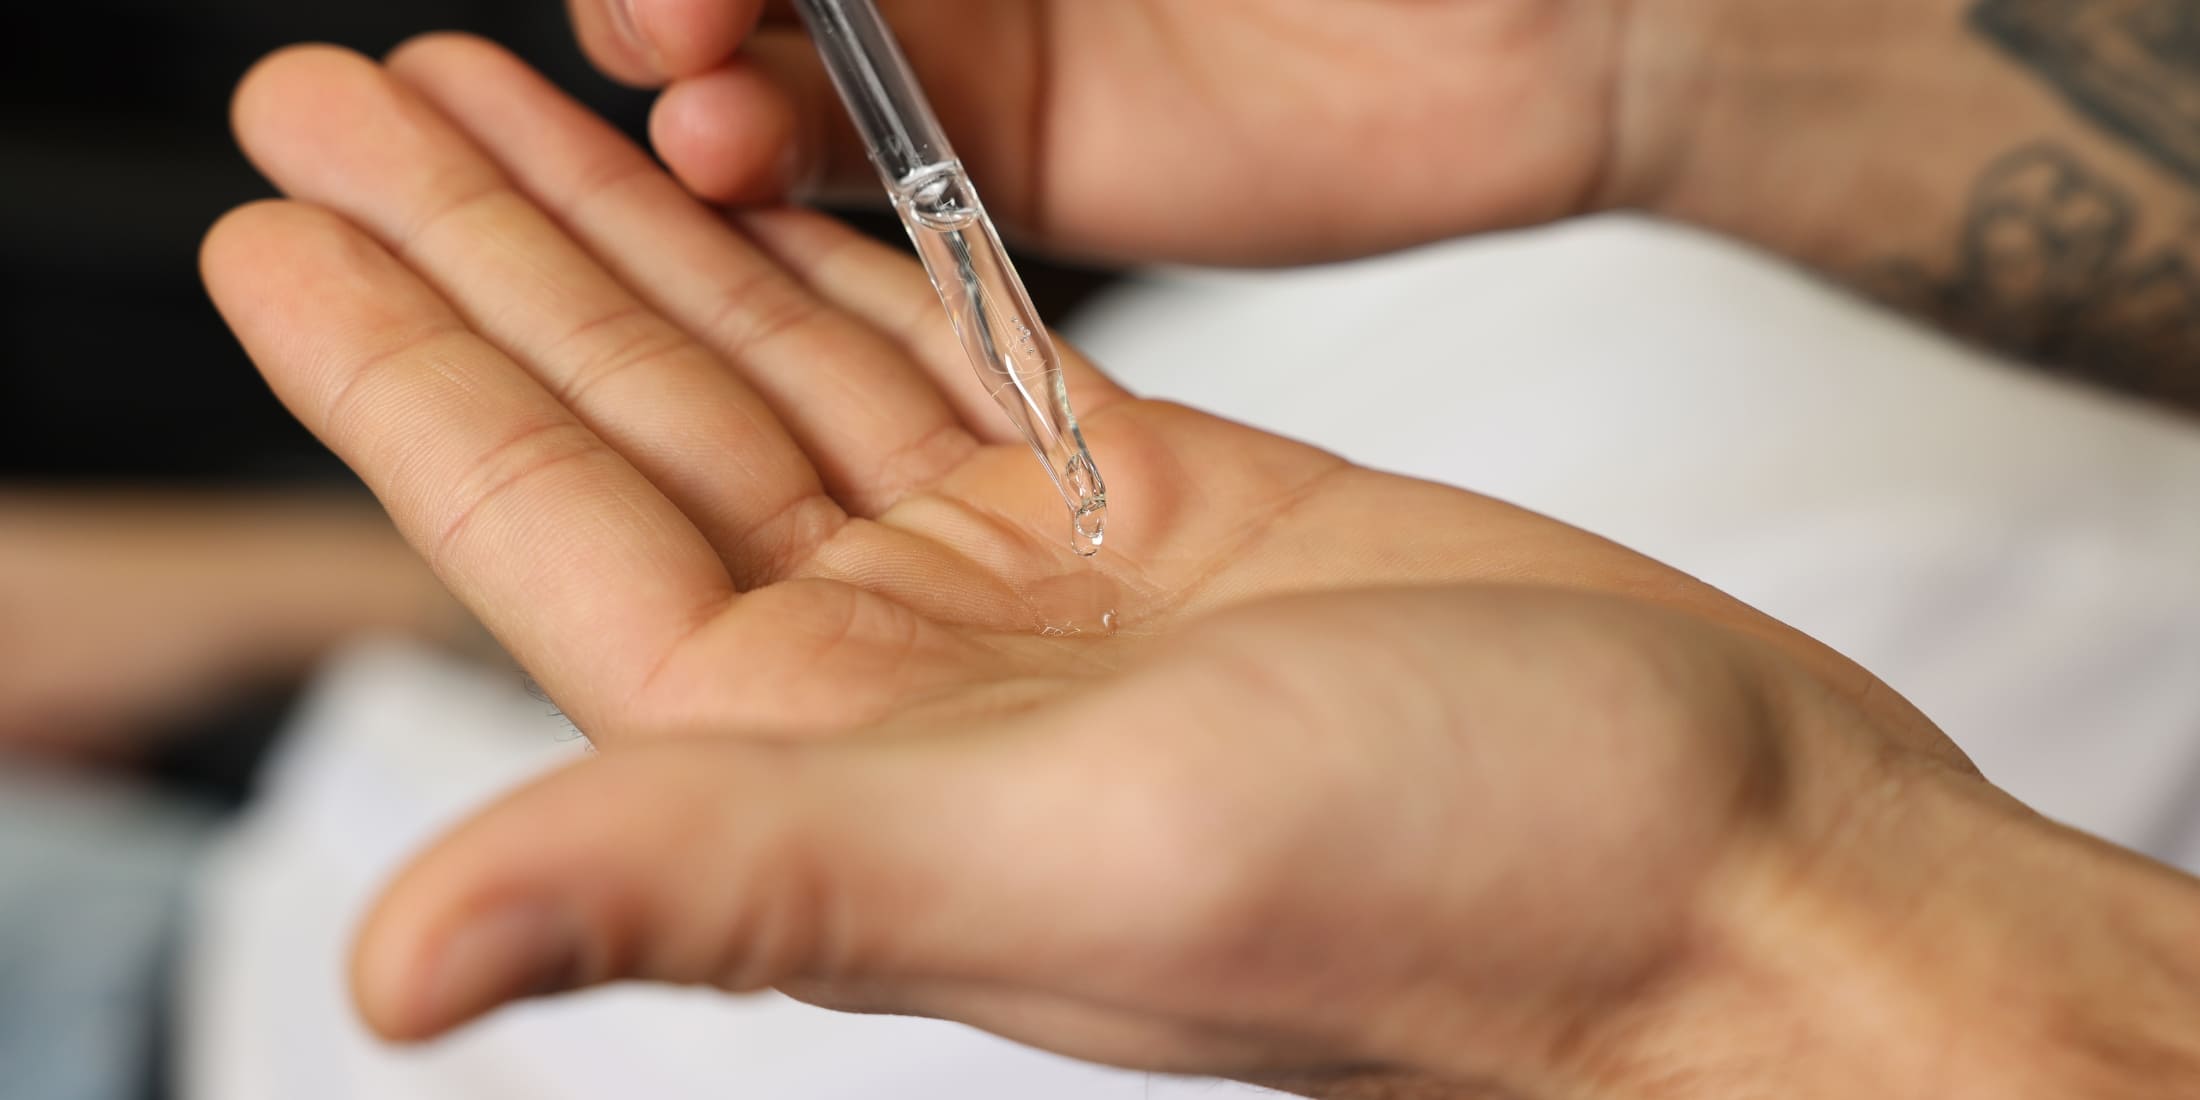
[1972,0,2200,188]
[1858,0,2200,406]
[1868,144,2200,409]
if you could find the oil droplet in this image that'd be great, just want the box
[1065,452,1106,556]
[1070,500,1107,556]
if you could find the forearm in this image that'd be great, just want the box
[2,489,478,677]
[1628,0,2200,410]
[206,494,488,672]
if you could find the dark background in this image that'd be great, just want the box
[1,1,649,485]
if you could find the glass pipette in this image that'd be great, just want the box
[790,0,1109,556]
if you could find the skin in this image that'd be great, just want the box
[201,33,2200,1098]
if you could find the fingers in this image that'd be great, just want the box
[382,35,980,514]
[232,45,848,582]
[201,201,733,730]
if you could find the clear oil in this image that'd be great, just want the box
[894,163,1109,556]
[1019,567,1123,638]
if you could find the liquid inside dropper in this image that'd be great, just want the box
[895,163,1109,556]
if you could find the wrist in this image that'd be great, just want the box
[1677,749,2200,1099]
[1610,0,2047,265]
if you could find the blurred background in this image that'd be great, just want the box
[7,3,2200,1100]
[2,9,621,1097]
[4,1,634,485]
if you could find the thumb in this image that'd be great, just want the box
[349,726,1138,1041]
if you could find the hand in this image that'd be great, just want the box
[567,0,1670,264]
[0,492,462,756]
[578,0,2200,413]
[203,38,2200,1098]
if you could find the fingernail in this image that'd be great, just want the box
[608,0,659,68]
[418,903,586,1030]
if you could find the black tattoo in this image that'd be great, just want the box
[1868,144,2200,408]
[1972,0,2200,188]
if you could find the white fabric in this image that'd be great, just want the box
[181,214,2200,1098]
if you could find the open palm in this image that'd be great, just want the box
[205,35,1903,752]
